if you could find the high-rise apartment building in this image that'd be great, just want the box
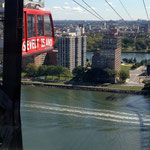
[92,29,122,72]
[58,34,86,72]
[139,23,150,33]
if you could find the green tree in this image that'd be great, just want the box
[119,70,129,82]
[133,58,137,63]
[87,34,103,51]
[62,67,71,80]
[86,62,92,67]
[54,38,58,49]
[47,65,56,79]
[104,68,118,78]
[55,66,64,79]
[143,81,150,93]
[0,71,2,77]
[123,58,128,63]
[122,37,134,48]
[135,40,146,50]
[25,63,38,77]
[37,65,48,76]
[87,36,95,50]
[72,66,86,82]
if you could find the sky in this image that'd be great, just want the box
[45,0,150,21]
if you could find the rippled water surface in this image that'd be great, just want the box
[21,86,150,150]
[87,52,150,62]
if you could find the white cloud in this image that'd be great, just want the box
[52,5,85,14]
[52,6,62,10]
[72,7,84,13]
[105,8,111,12]
[63,6,71,10]
[64,2,69,5]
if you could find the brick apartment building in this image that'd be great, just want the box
[92,29,122,72]
[22,50,58,69]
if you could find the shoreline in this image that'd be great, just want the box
[87,50,150,54]
[22,81,147,95]
[122,51,150,53]
[0,79,147,95]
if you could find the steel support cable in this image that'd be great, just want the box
[142,0,149,20]
[72,0,103,20]
[82,0,105,21]
[105,0,125,21]
[118,0,133,20]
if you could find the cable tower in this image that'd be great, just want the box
[24,0,44,9]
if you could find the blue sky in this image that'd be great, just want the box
[45,0,150,20]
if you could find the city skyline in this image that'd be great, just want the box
[45,0,150,21]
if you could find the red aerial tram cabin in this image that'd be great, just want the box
[22,8,55,56]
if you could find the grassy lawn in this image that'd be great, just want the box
[35,75,72,81]
[121,64,132,72]
[22,79,143,92]
[21,72,73,81]
[22,72,26,77]
[46,75,72,81]
[104,85,143,91]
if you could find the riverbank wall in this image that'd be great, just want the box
[22,81,147,95]
[88,50,150,54]
[122,51,150,53]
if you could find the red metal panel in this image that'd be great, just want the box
[22,37,54,55]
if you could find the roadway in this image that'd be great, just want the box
[125,66,146,87]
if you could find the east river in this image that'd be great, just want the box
[21,86,150,150]
[87,52,150,62]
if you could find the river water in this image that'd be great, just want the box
[21,86,150,150]
[87,52,150,62]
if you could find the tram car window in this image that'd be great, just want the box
[27,14,35,38]
[37,15,44,36]
[44,15,52,37]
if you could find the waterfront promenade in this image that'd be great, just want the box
[21,80,145,95]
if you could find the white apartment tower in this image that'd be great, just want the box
[58,34,87,72]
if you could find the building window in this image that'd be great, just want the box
[28,14,35,38]
[37,15,44,36]
[44,15,52,37]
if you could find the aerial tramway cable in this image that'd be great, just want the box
[118,0,133,20]
[105,0,125,21]
[142,0,149,20]
[72,0,104,20]
[81,0,105,21]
